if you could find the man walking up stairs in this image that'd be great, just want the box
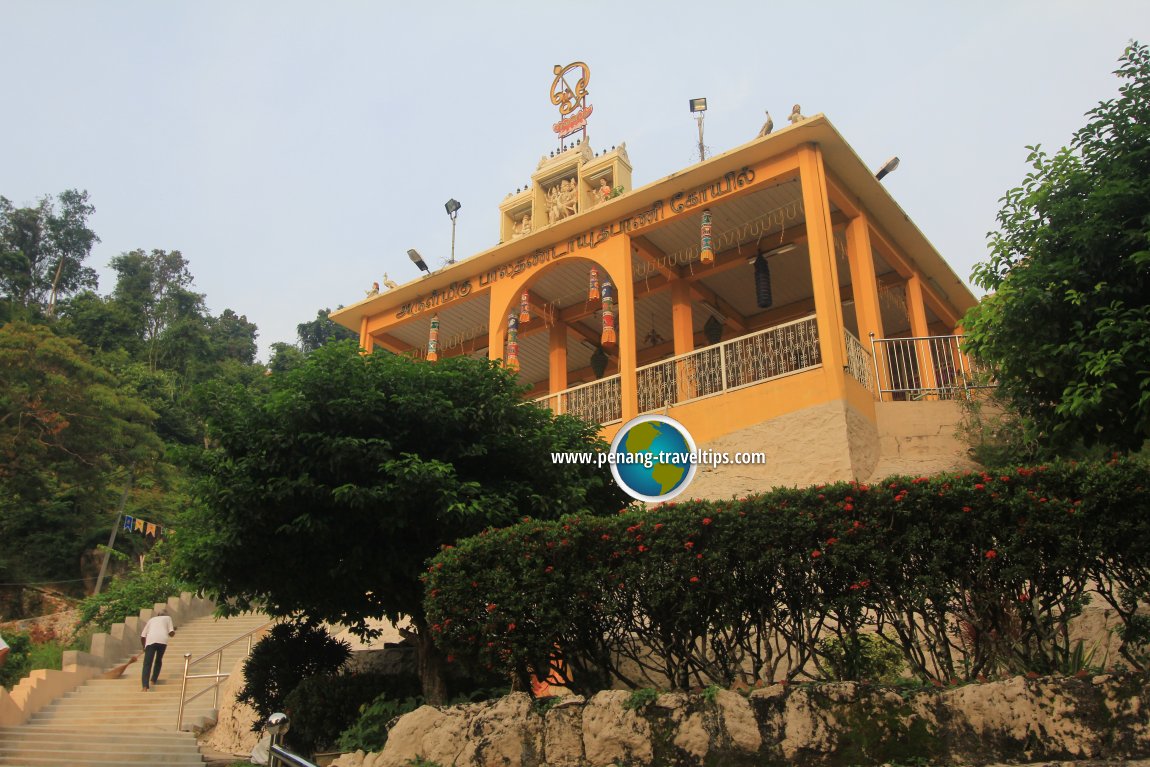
[0,610,269,766]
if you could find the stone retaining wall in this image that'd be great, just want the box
[333,673,1150,767]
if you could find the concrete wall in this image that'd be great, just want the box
[0,592,215,726]
[685,398,977,501]
[867,399,979,481]
[686,400,874,499]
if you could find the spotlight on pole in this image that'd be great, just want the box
[689,97,708,163]
[444,198,461,264]
[407,248,429,274]
[876,156,900,181]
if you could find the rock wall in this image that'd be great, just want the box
[331,674,1150,767]
[198,656,261,757]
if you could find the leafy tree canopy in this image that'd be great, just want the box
[297,307,356,353]
[0,322,162,581]
[176,342,627,700]
[964,42,1150,452]
[0,190,98,321]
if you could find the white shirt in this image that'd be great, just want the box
[141,615,175,646]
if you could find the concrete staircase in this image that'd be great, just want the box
[0,611,270,766]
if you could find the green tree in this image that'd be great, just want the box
[207,309,259,365]
[109,248,207,373]
[0,190,99,321]
[0,323,162,582]
[964,42,1150,452]
[58,291,141,356]
[176,342,626,702]
[296,308,357,353]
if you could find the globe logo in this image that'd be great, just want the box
[609,414,698,502]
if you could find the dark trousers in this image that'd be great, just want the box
[141,643,167,688]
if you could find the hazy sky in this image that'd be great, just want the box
[4,2,1146,361]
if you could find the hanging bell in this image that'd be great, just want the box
[754,254,773,309]
[703,314,723,345]
[590,346,609,379]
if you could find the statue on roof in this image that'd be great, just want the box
[758,111,774,136]
[789,104,805,124]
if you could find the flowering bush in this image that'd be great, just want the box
[424,458,1150,693]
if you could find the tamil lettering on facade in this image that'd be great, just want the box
[670,166,756,213]
[396,279,473,319]
[394,248,563,319]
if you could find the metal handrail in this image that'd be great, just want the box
[175,618,274,731]
[270,744,320,767]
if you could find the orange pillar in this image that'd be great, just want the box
[549,323,568,403]
[670,278,694,356]
[609,241,640,422]
[798,144,848,396]
[671,277,697,404]
[359,315,375,353]
[905,274,937,392]
[488,279,520,368]
[845,212,885,395]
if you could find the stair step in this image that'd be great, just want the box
[0,756,206,766]
[2,609,270,766]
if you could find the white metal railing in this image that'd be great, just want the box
[176,619,273,731]
[535,374,623,425]
[869,334,995,402]
[844,330,875,393]
[636,315,822,411]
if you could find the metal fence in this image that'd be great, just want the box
[635,315,822,412]
[869,334,994,402]
[844,330,875,393]
[535,374,623,425]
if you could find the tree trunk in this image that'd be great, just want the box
[410,617,449,704]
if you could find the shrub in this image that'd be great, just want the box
[78,540,188,632]
[237,620,350,728]
[282,672,420,756]
[336,692,425,754]
[0,633,33,689]
[817,634,904,683]
[424,458,1150,691]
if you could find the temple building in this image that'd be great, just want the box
[331,113,981,495]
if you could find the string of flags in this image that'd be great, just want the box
[121,515,165,539]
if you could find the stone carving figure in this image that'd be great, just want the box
[546,184,562,224]
[789,104,805,124]
[595,178,611,206]
[561,178,578,218]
